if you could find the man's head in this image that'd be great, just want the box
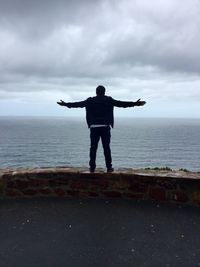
[96,85,105,96]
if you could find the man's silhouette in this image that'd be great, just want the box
[57,85,146,172]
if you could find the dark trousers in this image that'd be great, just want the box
[89,126,112,169]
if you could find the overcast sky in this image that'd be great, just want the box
[0,0,200,118]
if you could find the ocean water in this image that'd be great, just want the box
[0,117,200,171]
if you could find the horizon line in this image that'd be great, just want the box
[0,115,199,120]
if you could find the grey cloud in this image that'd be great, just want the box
[102,0,200,74]
[0,0,200,106]
[0,0,199,78]
[0,0,101,39]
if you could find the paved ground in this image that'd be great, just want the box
[0,197,200,267]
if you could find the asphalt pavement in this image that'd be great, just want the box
[0,197,200,267]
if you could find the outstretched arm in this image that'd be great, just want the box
[112,98,146,108]
[57,99,87,108]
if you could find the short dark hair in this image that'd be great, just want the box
[96,85,105,96]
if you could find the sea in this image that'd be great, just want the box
[0,117,200,172]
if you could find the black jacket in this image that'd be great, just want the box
[66,96,136,128]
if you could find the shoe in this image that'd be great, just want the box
[89,168,95,173]
[107,167,114,173]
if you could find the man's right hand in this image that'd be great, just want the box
[135,99,146,106]
[57,100,66,106]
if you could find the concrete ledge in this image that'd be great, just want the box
[0,167,200,206]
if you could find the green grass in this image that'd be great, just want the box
[145,166,172,171]
[144,167,190,172]
[178,168,190,172]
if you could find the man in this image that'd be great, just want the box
[57,85,146,173]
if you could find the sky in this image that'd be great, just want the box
[0,0,200,118]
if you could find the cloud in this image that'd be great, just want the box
[0,0,200,112]
[0,0,99,38]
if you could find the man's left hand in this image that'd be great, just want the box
[57,100,66,106]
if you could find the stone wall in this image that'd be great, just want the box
[0,167,200,206]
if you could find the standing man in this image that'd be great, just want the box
[57,85,146,173]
